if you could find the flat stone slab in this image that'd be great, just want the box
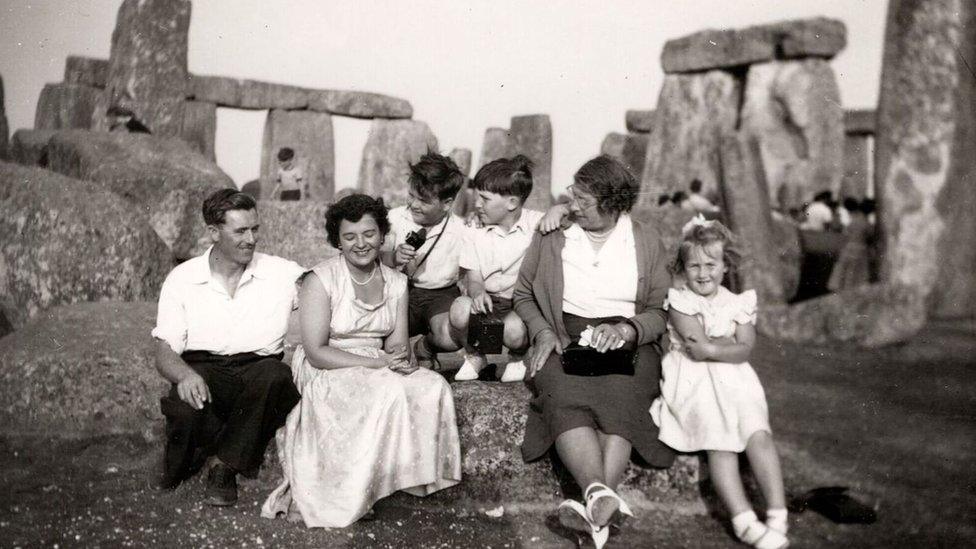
[844,109,876,135]
[307,89,412,119]
[64,56,109,89]
[662,17,847,74]
[625,109,655,133]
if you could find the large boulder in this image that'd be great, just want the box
[661,17,847,74]
[44,130,233,261]
[739,59,844,208]
[64,56,109,89]
[639,70,740,204]
[260,109,335,202]
[307,89,412,119]
[0,162,170,329]
[8,129,55,167]
[93,0,190,136]
[0,302,167,439]
[875,0,976,320]
[33,83,101,130]
[510,115,553,210]
[254,200,339,269]
[357,120,438,207]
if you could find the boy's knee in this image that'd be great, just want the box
[428,314,459,351]
[449,297,473,330]
[503,311,528,350]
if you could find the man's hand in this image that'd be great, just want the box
[177,371,211,410]
[394,243,418,267]
[527,329,563,378]
[469,289,493,315]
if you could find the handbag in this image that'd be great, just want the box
[560,342,634,377]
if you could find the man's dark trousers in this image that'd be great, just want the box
[160,351,300,486]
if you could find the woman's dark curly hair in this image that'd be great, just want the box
[572,155,639,217]
[325,193,390,249]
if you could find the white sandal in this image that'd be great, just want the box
[738,520,789,549]
[584,482,634,528]
[558,500,610,549]
[499,359,526,382]
[454,354,486,381]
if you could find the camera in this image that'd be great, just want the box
[404,228,427,250]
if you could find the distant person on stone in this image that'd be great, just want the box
[828,198,873,292]
[448,155,543,383]
[686,178,720,215]
[657,193,671,207]
[271,147,306,201]
[380,151,468,368]
[107,105,151,134]
[799,191,834,231]
[153,188,304,506]
[672,190,692,211]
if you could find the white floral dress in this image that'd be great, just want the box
[650,286,771,453]
[262,257,461,528]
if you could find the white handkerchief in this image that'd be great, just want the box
[578,325,595,347]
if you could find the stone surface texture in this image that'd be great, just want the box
[509,115,553,210]
[307,89,413,119]
[601,132,627,160]
[601,132,648,180]
[639,70,741,204]
[449,148,475,216]
[33,83,102,130]
[239,80,308,110]
[771,215,803,301]
[8,130,55,167]
[178,100,216,161]
[260,109,335,202]
[254,200,339,270]
[480,127,516,167]
[449,148,473,177]
[64,56,109,89]
[625,110,655,133]
[661,17,847,73]
[844,109,876,135]
[842,134,871,200]
[94,0,190,137]
[0,302,168,439]
[357,120,438,207]
[739,59,844,209]
[0,162,170,329]
[186,74,241,106]
[874,0,976,320]
[44,130,232,261]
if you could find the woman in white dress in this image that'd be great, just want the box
[262,194,461,528]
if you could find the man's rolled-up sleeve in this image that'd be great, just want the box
[151,277,188,355]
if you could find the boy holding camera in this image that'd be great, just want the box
[382,152,468,368]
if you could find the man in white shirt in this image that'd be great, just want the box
[153,189,304,506]
[381,152,467,368]
[800,191,835,231]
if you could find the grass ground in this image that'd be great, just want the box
[1,320,973,548]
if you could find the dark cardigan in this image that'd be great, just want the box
[512,216,671,350]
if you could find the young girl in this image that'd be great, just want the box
[651,216,789,549]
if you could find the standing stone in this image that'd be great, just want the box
[601,132,648,180]
[358,120,438,207]
[34,83,102,130]
[260,109,335,202]
[93,0,190,136]
[625,110,655,133]
[480,127,515,167]
[875,0,976,319]
[64,56,109,89]
[739,59,844,209]
[639,70,740,205]
[601,132,627,159]
[718,134,786,303]
[510,115,553,209]
[9,129,55,167]
[0,75,8,160]
[449,148,474,216]
[449,148,473,177]
[841,134,871,200]
[179,100,216,161]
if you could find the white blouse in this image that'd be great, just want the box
[561,214,639,319]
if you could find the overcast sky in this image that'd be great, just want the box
[1,0,888,193]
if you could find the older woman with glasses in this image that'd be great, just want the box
[513,155,675,546]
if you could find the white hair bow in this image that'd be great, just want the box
[681,214,712,236]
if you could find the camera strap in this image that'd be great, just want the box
[408,214,450,281]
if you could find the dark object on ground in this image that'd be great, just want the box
[789,486,877,524]
[205,463,239,507]
[469,313,505,354]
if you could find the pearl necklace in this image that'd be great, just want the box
[349,264,378,286]
[584,226,614,243]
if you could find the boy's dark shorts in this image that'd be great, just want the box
[408,285,461,336]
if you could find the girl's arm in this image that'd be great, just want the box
[674,306,755,363]
[299,272,394,370]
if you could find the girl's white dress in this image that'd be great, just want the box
[261,257,462,528]
[650,286,770,453]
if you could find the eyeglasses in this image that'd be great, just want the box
[567,185,598,210]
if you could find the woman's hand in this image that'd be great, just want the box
[589,323,632,353]
[537,203,570,234]
[528,329,562,377]
[384,345,419,375]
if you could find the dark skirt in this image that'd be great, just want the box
[520,313,675,468]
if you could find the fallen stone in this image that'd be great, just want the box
[639,70,740,205]
[510,115,553,210]
[44,129,233,261]
[255,200,338,269]
[260,109,335,202]
[661,17,847,74]
[739,59,844,209]
[93,0,190,136]
[759,283,926,347]
[33,83,102,130]
[0,302,168,439]
[307,89,412,119]
[357,119,438,207]
[186,74,241,106]
[718,134,787,303]
[64,56,109,89]
[625,110,655,133]
[841,134,870,200]
[480,127,516,167]
[8,129,55,167]
[0,162,170,329]
[875,0,976,319]
[239,80,308,110]
[179,100,216,161]
[844,109,876,135]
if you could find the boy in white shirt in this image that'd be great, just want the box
[449,155,546,382]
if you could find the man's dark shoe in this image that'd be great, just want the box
[205,463,238,507]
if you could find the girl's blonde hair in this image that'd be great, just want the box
[670,219,742,276]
